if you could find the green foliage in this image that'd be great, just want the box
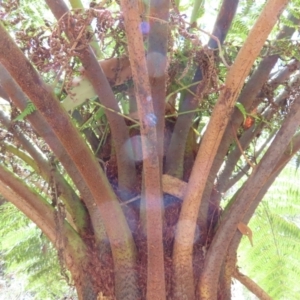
[1,0,53,34]
[14,102,36,122]
[0,203,75,300]
[226,0,264,45]
[238,165,300,300]
[230,18,250,41]
[296,152,300,171]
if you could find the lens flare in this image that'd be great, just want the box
[146,113,157,127]
[139,21,150,34]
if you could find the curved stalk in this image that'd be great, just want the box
[0,63,107,252]
[0,167,99,299]
[225,135,300,297]
[1,143,39,171]
[173,0,289,298]
[199,90,300,299]
[197,12,300,232]
[46,0,137,193]
[0,165,57,242]
[165,0,239,178]
[234,270,272,300]
[0,111,88,235]
[0,24,139,299]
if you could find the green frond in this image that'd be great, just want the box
[14,102,36,122]
[0,203,72,299]
[240,0,256,16]
[0,203,31,236]
[228,0,264,42]
[230,19,249,40]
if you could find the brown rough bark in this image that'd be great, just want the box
[197,12,300,239]
[0,23,139,299]
[200,90,300,299]
[0,63,107,251]
[45,0,137,193]
[234,270,273,300]
[147,0,169,173]
[119,0,166,298]
[173,0,289,298]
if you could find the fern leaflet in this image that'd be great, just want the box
[14,102,36,121]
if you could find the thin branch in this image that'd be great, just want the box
[234,269,273,300]
[120,195,140,206]
[220,127,276,193]
[198,28,230,68]
[231,124,256,170]
[93,102,140,125]
[217,65,300,195]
